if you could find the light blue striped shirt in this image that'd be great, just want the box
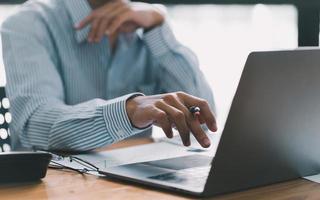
[1,0,214,151]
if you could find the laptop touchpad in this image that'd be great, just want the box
[141,155,212,170]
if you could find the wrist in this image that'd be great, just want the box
[126,95,153,129]
[126,97,138,125]
[126,93,147,129]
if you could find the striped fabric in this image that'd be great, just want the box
[0,0,215,151]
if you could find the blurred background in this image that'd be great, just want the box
[1,1,317,146]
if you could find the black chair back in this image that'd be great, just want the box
[0,87,11,152]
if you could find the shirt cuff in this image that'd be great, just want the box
[102,93,146,142]
[143,21,179,58]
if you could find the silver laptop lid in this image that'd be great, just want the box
[204,49,320,196]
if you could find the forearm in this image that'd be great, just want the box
[21,94,145,151]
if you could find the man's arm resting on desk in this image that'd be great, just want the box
[1,15,148,152]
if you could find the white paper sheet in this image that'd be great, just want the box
[304,174,320,183]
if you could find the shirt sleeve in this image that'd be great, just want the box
[1,12,146,151]
[142,21,216,113]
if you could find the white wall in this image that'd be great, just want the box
[0,5,17,86]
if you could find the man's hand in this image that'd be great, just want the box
[126,92,218,148]
[76,0,165,43]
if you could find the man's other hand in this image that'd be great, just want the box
[126,92,218,148]
[76,0,165,43]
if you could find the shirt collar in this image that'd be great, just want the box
[64,0,92,43]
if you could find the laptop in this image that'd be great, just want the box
[78,49,320,197]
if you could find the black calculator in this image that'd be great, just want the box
[0,87,52,183]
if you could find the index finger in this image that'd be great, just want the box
[178,92,217,132]
[189,117,211,148]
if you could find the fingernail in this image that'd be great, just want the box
[203,138,211,147]
[211,123,217,131]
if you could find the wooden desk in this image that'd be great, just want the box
[1,139,320,200]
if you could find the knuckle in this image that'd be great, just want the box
[176,91,186,97]
[154,99,165,107]
[199,99,209,107]
[156,111,166,120]
[163,94,176,102]
[173,111,184,120]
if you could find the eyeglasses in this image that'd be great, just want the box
[39,151,100,174]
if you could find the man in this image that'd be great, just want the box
[1,0,216,151]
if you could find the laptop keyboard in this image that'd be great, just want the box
[148,166,211,188]
[142,154,212,170]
